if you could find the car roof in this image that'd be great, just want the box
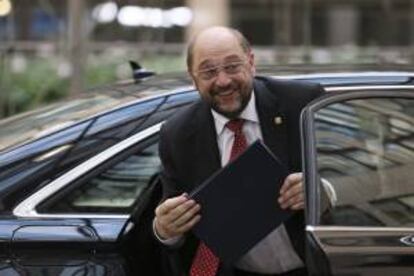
[259,64,414,87]
[257,63,414,75]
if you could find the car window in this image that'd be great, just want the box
[0,97,167,213]
[37,141,161,214]
[314,97,414,227]
[0,91,136,151]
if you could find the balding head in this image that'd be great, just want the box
[186,26,251,72]
[185,26,255,119]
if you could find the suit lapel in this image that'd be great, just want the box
[254,78,290,167]
[190,101,221,187]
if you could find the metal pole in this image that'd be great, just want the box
[68,0,86,96]
[0,3,15,118]
[303,0,312,63]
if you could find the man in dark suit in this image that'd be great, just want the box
[153,26,324,276]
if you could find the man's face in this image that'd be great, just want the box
[190,32,256,119]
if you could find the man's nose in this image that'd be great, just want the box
[215,70,232,87]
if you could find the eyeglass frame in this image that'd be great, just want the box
[194,60,248,81]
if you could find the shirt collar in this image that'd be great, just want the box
[211,90,259,135]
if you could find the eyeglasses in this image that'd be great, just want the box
[195,61,246,81]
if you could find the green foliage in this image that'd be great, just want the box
[0,52,185,118]
[1,57,69,116]
[139,55,185,73]
[85,63,118,86]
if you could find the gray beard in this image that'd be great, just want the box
[210,92,251,119]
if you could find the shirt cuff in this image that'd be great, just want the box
[321,178,337,206]
[153,218,184,247]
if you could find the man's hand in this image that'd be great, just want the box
[278,172,304,210]
[154,193,201,240]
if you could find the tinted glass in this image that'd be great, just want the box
[38,142,160,214]
[85,97,164,136]
[0,93,190,212]
[315,97,414,227]
[0,92,136,151]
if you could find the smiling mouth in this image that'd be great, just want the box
[215,87,239,97]
[217,90,234,97]
[215,91,238,104]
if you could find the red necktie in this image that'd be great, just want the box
[190,119,247,276]
[226,119,248,161]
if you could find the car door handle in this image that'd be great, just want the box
[12,225,98,242]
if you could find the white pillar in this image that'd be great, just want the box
[185,0,230,42]
[327,4,359,46]
[68,0,87,96]
[273,0,292,46]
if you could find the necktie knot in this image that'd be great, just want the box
[226,119,244,134]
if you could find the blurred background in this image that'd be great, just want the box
[1,0,414,118]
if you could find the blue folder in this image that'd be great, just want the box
[190,140,292,264]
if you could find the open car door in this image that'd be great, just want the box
[301,88,414,276]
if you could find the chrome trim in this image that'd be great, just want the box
[307,225,414,254]
[325,85,414,92]
[273,72,414,79]
[307,225,414,233]
[13,122,163,219]
[400,235,414,246]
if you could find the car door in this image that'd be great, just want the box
[5,125,165,276]
[301,87,414,276]
[0,89,199,276]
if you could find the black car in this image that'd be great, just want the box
[0,65,413,275]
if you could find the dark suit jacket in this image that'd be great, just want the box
[158,76,324,274]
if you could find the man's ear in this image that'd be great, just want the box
[187,70,197,87]
[187,68,195,84]
[248,51,256,75]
